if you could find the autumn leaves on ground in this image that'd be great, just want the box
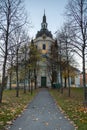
[50,88,87,130]
[0,90,38,130]
[0,88,87,130]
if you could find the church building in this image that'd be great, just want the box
[6,12,81,89]
[33,12,55,87]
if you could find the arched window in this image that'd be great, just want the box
[43,44,46,50]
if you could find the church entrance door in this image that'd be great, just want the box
[41,77,46,87]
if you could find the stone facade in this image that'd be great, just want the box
[33,12,55,87]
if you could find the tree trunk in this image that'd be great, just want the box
[16,49,19,97]
[34,69,37,89]
[60,68,63,94]
[0,87,3,103]
[28,70,30,92]
[0,54,7,103]
[60,54,63,93]
[68,69,71,97]
[64,77,67,88]
[9,72,12,90]
[83,49,87,106]
[0,24,9,103]
[31,79,33,95]
[35,75,37,89]
[67,59,70,97]
[23,79,26,93]
[28,79,30,92]
[16,69,19,97]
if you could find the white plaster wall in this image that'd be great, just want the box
[34,36,54,87]
[75,75,80,87]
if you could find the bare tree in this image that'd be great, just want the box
[46,40,58,88]
[7,46,15,90]
[0,0,27,103]
[57,23,76,96]
[19,43,29,94]
[11,28,29,97]
[29,40,41,93]
[66,0,87,105]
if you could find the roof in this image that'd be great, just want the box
[36,12,53,39]
[36,29,53,38]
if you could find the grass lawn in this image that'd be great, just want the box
[50,88,87,130]
[0,89,38,130]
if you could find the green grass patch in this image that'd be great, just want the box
[50,88,87,130]
[0,89,38,130]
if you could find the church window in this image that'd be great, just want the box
[43,44,46,50]
[36,45,37,48]
[71,77,75,85]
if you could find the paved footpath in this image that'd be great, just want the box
[8,88,75,130]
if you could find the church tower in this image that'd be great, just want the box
[34,12,55,87]
[41,10,48,29]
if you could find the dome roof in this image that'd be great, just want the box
[36,12,53,39]
[36,29,53,38]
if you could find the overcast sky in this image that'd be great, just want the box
[24,0,68,38]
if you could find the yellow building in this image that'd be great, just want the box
[33,12,55,87]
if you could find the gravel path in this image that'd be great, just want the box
[8,88,75,130]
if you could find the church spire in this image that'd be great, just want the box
[43,9,46,23]
[41,10,48,29]
[36,10,52,38]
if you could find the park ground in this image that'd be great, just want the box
[50,88,87,130]
[0,88,87,130]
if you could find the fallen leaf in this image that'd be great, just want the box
[32,118,39,121]
[19,128,22,130]
[59,117,62,120]
[45,122,49,126]
[6,121,12,125]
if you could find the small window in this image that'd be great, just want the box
[36,45,37,48]
[71,77,75,85]
[43,44,46,50]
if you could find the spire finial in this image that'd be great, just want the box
[43,9,46,23]
[44,9,45,15]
